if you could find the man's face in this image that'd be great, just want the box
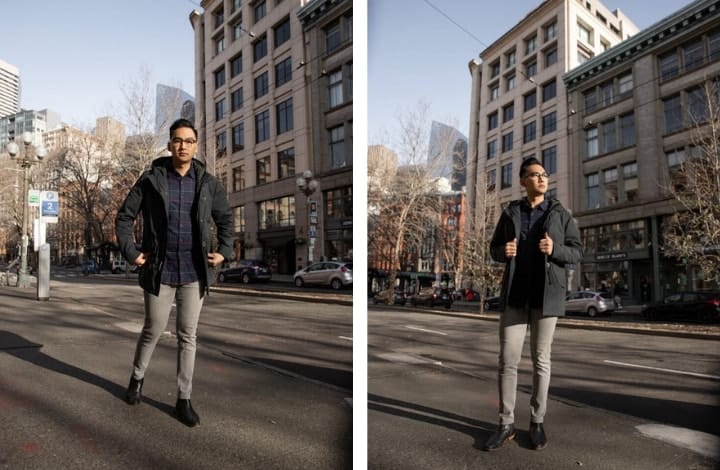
[520,163,548,197]
[168,127,197,165]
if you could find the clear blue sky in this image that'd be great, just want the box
[0,0,199,128]
[368,0,689,146]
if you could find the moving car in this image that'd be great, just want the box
[217,259,272,284]
[372,288,407,306]
[293,261,353,290]
[642,291,720,322]
[565,290,614,317]
[408,286,453,309]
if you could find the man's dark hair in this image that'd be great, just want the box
[169,118,198,139]
[519,157,543,178]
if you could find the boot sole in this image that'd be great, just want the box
[483,432,516,451]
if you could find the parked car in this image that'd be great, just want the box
[408,286,453,309]
[293,261,353,290]
[565,290,614,317]
[642,291,720,322]
[484,296,502,311]
[112,259,128,274]
[217,259,272,284]
[372,288,407,306]
[81,259,101,275]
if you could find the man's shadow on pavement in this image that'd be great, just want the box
[0,330,174,417]
[368,393,536,450]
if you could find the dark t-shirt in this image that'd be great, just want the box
[508,199,549,309]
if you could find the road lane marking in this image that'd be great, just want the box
[636,424,720,459]
[604,360,720,380]
[375,352,442,365]
[339,336,353,341]
[405,325,448,336]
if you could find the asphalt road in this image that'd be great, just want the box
[368,305,720,470]
[0,277,352,469]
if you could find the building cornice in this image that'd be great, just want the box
[564,0,720,89]
[297,0,349,29]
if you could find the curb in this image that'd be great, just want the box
[211,286,352,306]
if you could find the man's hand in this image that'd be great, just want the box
[539,232,554,255]
[134,252,150,266]
[505,238,517,259]
[207,252,225,267]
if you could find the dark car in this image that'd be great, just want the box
[81,259,101,275]
[484,296,502,311]
[372,288,407,306]
[217,259,272,284]
[408,286,453,309]
[642,291,720,322]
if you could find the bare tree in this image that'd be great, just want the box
[663,78,720,286]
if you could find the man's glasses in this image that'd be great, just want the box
[524,172,549,180]
[171,138,197,146]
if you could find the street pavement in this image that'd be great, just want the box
[0,279,351,470]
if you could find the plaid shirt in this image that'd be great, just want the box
[161,166,198,285]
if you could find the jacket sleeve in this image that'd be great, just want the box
[490,211,514,263]
[115,177,144,264]
[210,179,235,261]
[549,210,583,265]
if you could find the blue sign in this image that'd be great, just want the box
[42,200,58,217]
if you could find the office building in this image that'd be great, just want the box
[0,60,20,119]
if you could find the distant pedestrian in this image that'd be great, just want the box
[483,157,583,451]
[116,118,234,427]
[641,277,651,302]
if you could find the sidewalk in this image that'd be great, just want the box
[0,284,351,469]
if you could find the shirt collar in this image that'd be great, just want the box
[521,198,548,211]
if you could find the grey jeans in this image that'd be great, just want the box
[497,304,558,425]
[131,282,205,399]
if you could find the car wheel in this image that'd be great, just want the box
[330,278,342,290]
[587,306,598,317]
[294,277,304,288]
[218,273,226,283]
[241,273,251,284]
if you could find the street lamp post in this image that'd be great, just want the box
[296,170,319,266]
[6,132,46,288]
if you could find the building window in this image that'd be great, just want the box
[254,71,269,99]
[278,147,295,179]
[502,102,514,122]
[253,34,268,62]
[232,123,244,152]
[618,73,633,96]
[526,60,537,77]
[259,196,295,229]
[578,22,593,45]
[545,21,557,42]
[524,91,536,112]
[578,49,591,64]
[659,51,679,81]
[256,156,271,184]
[326,20,341,52]
[215,35,225,55]
[491,61,500,78]
[542,79,556,102]
[542,146,557,174]
[274,17,291,47]
[216,130,227,157]
[663,94,682,134]
[601,118,616,153]
[586,127,599,159]
[545,48,558,67]
[345,13,353,42]
[709,30,720,61]
[506,74,516,91]
[523,121,536,143]
[542,111,556,135]
[488,111,498,131]
[347,62,353,100]
[233,205,245,233]
[215,98,226,121]
[688,86,709,123]
[501,163,513,189]
[584,89,597,113]
[214,66,226,89]
[231,0,241,13]
[587,173,599,209]
[253,0,267,23]
[326,187,352,220]
[619,113,635,147]
[232,165,245,192]
[525,35,537,55]
[330,125,346,168]
[487,139,498,159]
[230,53,243,78]
[600,80,614,107]
[276,98,293,134]
[623,162,638,202]
[604,168,618,206]
[255,110,270,143]
[490,84,499,101]
[275,57,292,88]
[502,132,513,153]
[683,39,704,72]
[231,88,243,112]
[506,50,516,68]
[232,22,245,41]
[329,70,343,107]
[487,168,497,190]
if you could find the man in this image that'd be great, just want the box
[116,118,234,427]
[483,157,582,451]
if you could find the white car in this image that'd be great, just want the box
[293,261,352,290]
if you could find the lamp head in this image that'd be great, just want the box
[22,132,32,145]
[296,176,306,189]
[7,142,19,158]
[302,170,313,179]
[35,145,47,161]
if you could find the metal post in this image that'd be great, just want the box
[17,161,30,288]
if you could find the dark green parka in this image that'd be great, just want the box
[490,198,583,316]
[115,157,235,295]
